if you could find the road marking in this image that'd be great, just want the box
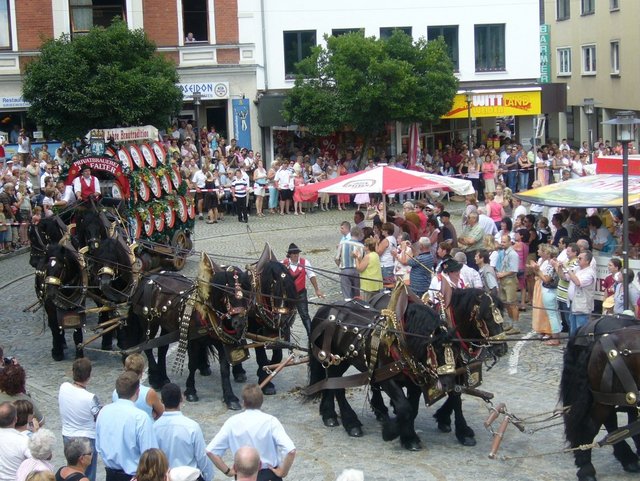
[508,330,536,375]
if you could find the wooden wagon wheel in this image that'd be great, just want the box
[171,230,192,271]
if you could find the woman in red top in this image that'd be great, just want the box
[484,192,505,231]
[481,150,499,194]
[603,257,622,297]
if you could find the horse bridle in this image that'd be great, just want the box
[253,270,293,331]
[221,269,247,320]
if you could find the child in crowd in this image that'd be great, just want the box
[31,206,42,225]
[0,203,8,252]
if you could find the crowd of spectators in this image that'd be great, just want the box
[0,354,301,481]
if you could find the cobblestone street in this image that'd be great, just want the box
[0,207,635,481]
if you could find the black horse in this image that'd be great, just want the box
[120,253,252,409]
[41,242,88,360]
[561,314,640,481]
[428,288,507,446]
[247,259,297,395]
[84,236,139,350]
[307,284,457,450]
[29,215,66,269]
[75,207,110,252]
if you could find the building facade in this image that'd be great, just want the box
[0,0,260,150]
[543,0,640,147]
[253,0,555,159]
[1,1,564,159]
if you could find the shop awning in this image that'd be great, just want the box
[514,174,640,208]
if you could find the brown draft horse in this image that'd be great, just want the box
[561,314,640,481]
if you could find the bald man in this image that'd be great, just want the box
[234,446,260,481]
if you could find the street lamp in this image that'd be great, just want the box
[604,110,640,311]
[192,91,202,159]
[583,98,595,165]
[465,91,473,152]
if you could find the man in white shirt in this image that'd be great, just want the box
[207,384,296,481]
[512,197,527,222]
[191,167,207,220]
[54,180,76,209]
[476,207,498,236]
[0,402,31,481]
[563,250,596,336]
[59,358,102,481]
[453,251,483,289]
[73,166,101,201]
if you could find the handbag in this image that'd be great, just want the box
[542,269,558,289]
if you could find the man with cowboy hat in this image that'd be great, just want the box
[282,243,324,337]
[73,165,101,201]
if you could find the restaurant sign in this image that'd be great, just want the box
[441,90,542,119]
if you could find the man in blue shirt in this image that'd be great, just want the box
[154,383,214,481]
[393,237,434,298]
[96,371,158,481]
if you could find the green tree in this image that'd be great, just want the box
[22,20,183,141]
[283,31,458,161]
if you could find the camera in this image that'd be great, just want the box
[3,357,14,365]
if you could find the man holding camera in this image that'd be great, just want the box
[556,249,596,336]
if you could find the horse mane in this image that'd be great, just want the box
[451,288,485,315]
[91,238,129,266]
[45,242,66,260]
[261,261,297,304]
[404,303,448,356]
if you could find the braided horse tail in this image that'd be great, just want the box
[560,335,595,447]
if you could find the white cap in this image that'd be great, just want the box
[169,466,201,481]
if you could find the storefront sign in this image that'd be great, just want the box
[442,90,542,119]
[539,24,550,83]
[178,82,229,100]
[0,96,30,109]
[87,125,159,142]
[232,98,251,149]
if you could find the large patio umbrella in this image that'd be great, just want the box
[297,165,473,218]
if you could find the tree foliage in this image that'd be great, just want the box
[23,20,183,141]
[283,30,458,140]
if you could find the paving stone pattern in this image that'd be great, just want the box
[0,208,634,481]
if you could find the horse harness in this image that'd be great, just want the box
[435,290,505,364]
[247,265,293,333]
[43,235,88,311]
[305,284,456,395]
[581,326,640,407]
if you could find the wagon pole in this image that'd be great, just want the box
[259,353,296,390]
[244,332,309,352]
[77,316,125,349]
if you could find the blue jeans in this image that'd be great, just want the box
[518,171,529,192]
[63,436,97,481]
[569,313,589,337]
[505,170,517,192]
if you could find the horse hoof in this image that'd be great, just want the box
[227,400,242,411]
[199,367,212,376]
[458,436,477,447]
[75,348,84,359]
[51,351,64,362]
[402,440,422,451]
[234,373,247,383]
[347,426,363,438]
[323,417,340,428]
[623,461,640,473]
[436,422,451,433]
[375,412,390,422]
[261,383,276,396]
[184,392,199,402]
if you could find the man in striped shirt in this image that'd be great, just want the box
[232,169,249,223]
[335,224,363,300]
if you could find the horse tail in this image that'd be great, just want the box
[560,337,594,446]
